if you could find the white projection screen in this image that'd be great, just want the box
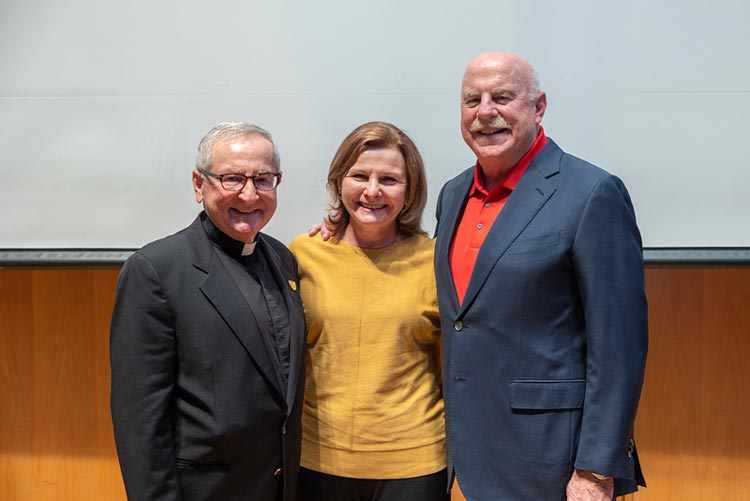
[1,1,748,264]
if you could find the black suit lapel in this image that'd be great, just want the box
[258,237,305,410]
[185,216,285,400]
[201,256,285,400]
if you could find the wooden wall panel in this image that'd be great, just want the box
[0,266,748,500]
[0,271,35,501]
[624,267,750,501]
[0,269,125,501]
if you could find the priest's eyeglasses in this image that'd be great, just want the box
[199,168,282,191]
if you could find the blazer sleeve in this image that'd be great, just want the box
[110,251,182,501]
[571,174,648,480]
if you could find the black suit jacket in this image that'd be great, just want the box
[111,213,305,501]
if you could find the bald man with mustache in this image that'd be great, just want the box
[433,51,648,501]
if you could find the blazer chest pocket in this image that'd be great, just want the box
[507,231,561,255]
[510,379,585,410]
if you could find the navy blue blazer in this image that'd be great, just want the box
[111,213,306,501]
[434,139,648,500]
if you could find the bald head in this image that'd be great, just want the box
[459,51,547,186]
[462,51,541,104]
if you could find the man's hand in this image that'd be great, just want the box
[566,469,614,501]
[308,221,334,240]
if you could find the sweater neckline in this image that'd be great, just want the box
[331,234,419,260]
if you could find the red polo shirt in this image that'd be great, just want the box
[449,127,548,305]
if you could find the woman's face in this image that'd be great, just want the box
[339,147,407,240]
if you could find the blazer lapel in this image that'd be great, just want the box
[435,169,474,313]
[186,217,284,399]
[458,142,562,315]
[258,237,304,410]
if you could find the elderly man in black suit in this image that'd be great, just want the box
[110,121,306,501]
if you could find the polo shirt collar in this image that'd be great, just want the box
[470,126,548,199]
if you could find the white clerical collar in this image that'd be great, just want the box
[241,241,258,256]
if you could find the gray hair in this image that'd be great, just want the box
[195,121,280,171]
[527,66,542,102]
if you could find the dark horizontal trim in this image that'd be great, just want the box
[0,247,749,268]
[0,249,134,268]
[643,248,750,265]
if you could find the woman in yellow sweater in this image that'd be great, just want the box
[289,122,447,501]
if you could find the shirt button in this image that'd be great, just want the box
[485,202,491,208]
[274,468,283,476]
[454,321,463,331]
[477,223,483,229]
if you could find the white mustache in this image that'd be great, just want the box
[470,117,510,133]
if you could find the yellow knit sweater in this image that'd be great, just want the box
[289,233,445,479]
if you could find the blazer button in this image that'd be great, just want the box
[274,468,283,476]
[454,321,463,331]
[282,424,287,435]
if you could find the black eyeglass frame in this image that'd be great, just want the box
[198,168,282,191]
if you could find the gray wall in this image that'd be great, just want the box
[1,0,748,249]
